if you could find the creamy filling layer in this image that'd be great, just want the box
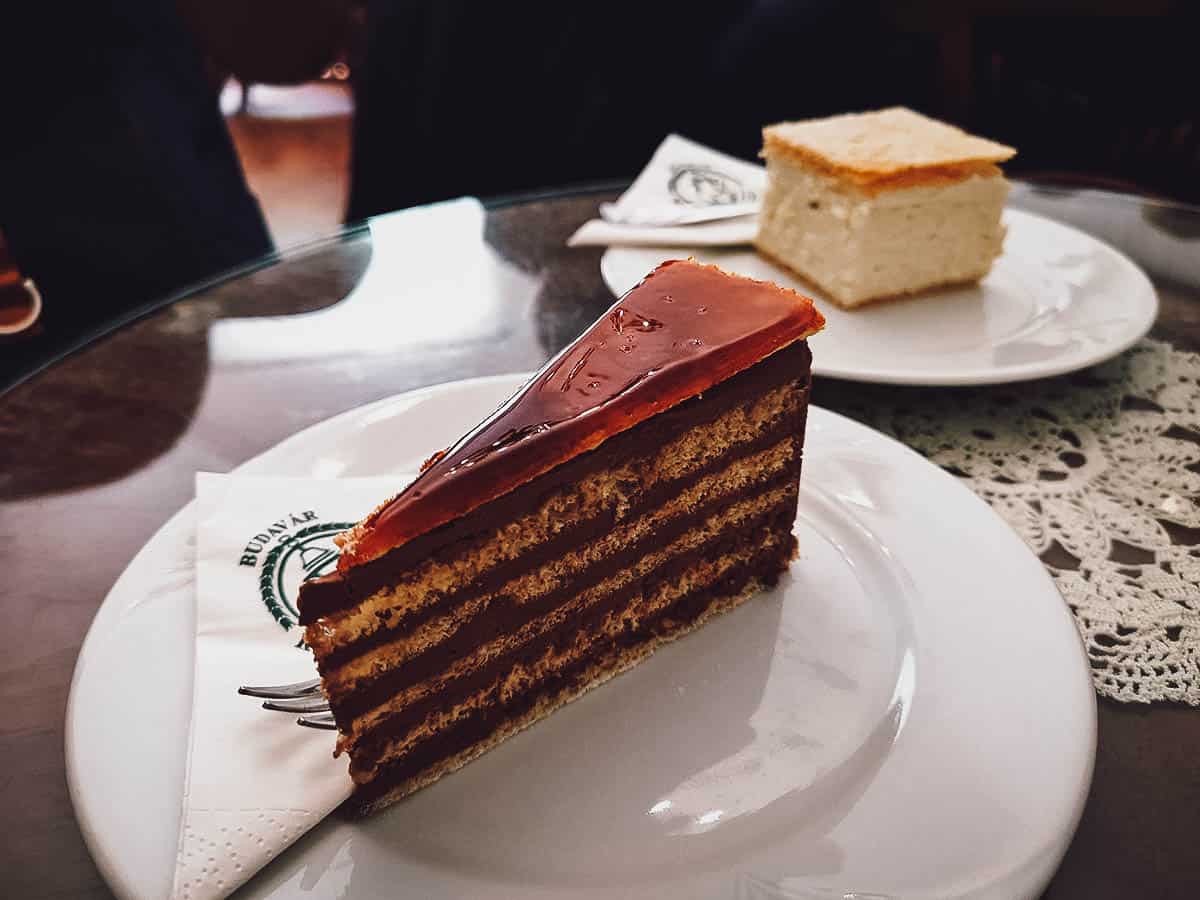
[756,157,1008,305]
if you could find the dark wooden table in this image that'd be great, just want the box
[3,186,1199,898]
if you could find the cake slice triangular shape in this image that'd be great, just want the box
[298,259,824,814]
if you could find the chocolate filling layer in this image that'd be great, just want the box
[332,483,798,728]
[351,540,790,807]
[346,502,798,771]
[318,418,802,673]
[299,341,810,622]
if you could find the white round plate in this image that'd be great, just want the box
[67,375,1095,900]
[602,208,1157,385]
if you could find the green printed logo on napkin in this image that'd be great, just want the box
[238,512,354,631]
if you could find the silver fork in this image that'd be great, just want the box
[597,201,759,227]
[239,677,336,730]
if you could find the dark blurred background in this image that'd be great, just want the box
[2,0,1197,389]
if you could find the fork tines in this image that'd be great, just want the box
[239,677,334,730]
[237,677,322,699]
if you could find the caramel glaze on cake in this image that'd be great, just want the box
[298,259,824,815]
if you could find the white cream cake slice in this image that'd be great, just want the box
[755,107,1017,308]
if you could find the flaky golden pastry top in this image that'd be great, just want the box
[763,107,1015,192]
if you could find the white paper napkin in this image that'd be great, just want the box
[568,134,766,247]
[172,472,414,900]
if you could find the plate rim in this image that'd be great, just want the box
[600,207,1159,386]
[66,373,1097,899]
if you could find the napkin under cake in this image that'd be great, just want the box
[756,107,1017,308]
[298,260,824,814]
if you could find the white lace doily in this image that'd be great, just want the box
[827,339,1200,705]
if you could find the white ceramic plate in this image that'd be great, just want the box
[67,375,1095,900]
[602,208,1157,385]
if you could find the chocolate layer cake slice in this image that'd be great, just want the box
[298,259,824,815]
